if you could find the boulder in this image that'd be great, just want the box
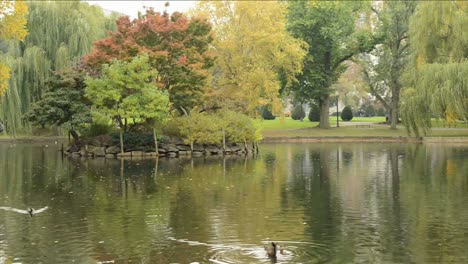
[178,151,191,156]
[105,154,116,158]
[106,146,121,154]
[192,151,204,156]
[157,148,167,154]
[206,145,220,154]
[167,152,177,158]
[117,152,132,158]
[160,144,178,152]
[176,144,191,151]
[193,144,204,152]
[131,151,144,157]
[145,152,158,156]
[92,147,106,157]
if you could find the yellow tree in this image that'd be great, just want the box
[196,1,307,116]
[0,0,28,97]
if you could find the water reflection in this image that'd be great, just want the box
[0,143,468,263]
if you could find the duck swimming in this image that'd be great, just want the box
[265,242,277,258]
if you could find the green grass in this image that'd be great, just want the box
[261,117,468,138]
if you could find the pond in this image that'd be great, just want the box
[1,142,468,263]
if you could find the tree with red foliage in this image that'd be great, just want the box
[84,9,214,113]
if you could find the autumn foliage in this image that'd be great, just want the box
[84,9,214,112]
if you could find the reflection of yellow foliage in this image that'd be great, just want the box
[446,159,456,177]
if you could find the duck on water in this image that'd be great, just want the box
[0,206,48,217]
[265,242,284,259]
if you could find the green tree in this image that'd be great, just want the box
[287,1,377,128]
[0,1,118,135]
[361,1,416,129]
[401,1,468,136]
[23,70,90,142]
[85,55,170,154]
[196,1,307,116]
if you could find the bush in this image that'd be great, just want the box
[110,132,154,150]
[308,104,320,122]
[291,105,305,120]
[365,105,376,117]
[341,106,353,121]
[261,106,276,120]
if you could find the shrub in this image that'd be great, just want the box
[341,106,353,121]
[365,105,376,117]
[261,106,276,120]
[291,105,305,120]
[110,132,154,150]
[308,104,320,122]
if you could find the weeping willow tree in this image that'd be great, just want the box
[401,1,468,136]
[0,1,119,135]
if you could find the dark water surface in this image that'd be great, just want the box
[1,142,468,264]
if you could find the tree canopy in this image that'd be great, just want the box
[84,9,214,113]
[401,1,468,136]
[0,0,28,97]
[23,70,91,141]
[85,54,170,131]
[0,1,118,135]
[287,1,377,128]
[196,1,307,116]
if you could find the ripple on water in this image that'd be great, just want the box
[169,237,331,263]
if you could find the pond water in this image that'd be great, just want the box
[0,142,468,264]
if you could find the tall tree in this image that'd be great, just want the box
[0,1,118,135]
[0,0,28,97]
[195,1,307,116]
[361,1,417,129]
[23,70,91,142]
[84,9,214,114]
[401,1,468,136]
[287,1,377,128]
[85,55,170,154]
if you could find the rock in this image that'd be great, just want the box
[131,151,144,157]
[230,145,241,152]
[117,152,132,158]
[93,147,106,157]
[167,152,177,158]
[157,148,167,154]
[106,146,120,154]
[160,144,178,152]
[178,151,191,156]
[105,154,116,158]
[146,152,158,156]
[176,144,191,151]
[193,144,204,152]
[206,145,220,154]
[71,152,81,158]
[192,151,204,156]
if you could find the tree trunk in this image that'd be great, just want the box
[222,128,226,153]
[70,129,80,142]
[319,93,331,128]
[119,129,124,156]
[153,128,158,155]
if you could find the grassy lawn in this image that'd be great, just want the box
[262,117,468,131]
[261,117,468,138]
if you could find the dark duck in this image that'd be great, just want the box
[265,242,278,258]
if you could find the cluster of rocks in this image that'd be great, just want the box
[65,142,257,159]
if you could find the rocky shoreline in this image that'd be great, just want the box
[65,142,257,158]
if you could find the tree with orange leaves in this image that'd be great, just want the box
[84,9,214,114]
